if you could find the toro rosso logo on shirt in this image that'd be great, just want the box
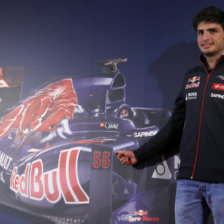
[185,76,200,89]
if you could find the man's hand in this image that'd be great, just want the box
[115,150,138,165]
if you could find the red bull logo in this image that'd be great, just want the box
[185,76,200,89]
[100,122,118,129]
[189,76,200,83]
[10,148,89,204]
[121,210,160,222]
[135,210,148,216]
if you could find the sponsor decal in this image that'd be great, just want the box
[212,83,224,91]
[10,148,89,204]
[152,154,180,180]
[211,92,224,100]
[100,122,119,129]
[0,79,10,87]
[0,151,13,170]
[185,76,200,89]
[134,130,158,138]
[135,210,148,216]
[185,92,197,101]
[0,171,5,183]
[117,210,160,223]
[174,155,181,180]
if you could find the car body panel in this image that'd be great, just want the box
[0,59,173,224]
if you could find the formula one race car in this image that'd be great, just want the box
[0,59,173,224]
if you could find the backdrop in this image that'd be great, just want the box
[0,0,223,223]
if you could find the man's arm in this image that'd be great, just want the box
[116,85,186,165]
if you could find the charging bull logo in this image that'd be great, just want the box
[10,148,89,204]
[185,76,200,89]
[0,79,78,146]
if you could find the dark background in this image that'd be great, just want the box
[0,0,223,109]
[0,0,223,223]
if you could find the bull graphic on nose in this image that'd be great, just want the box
[0,79,78,146]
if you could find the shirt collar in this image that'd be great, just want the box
[200,54,224,74]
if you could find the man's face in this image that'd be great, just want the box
[197,22,224,57]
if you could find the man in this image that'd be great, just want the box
[116,6,224,224]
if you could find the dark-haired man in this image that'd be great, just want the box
[116,6,224,224]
